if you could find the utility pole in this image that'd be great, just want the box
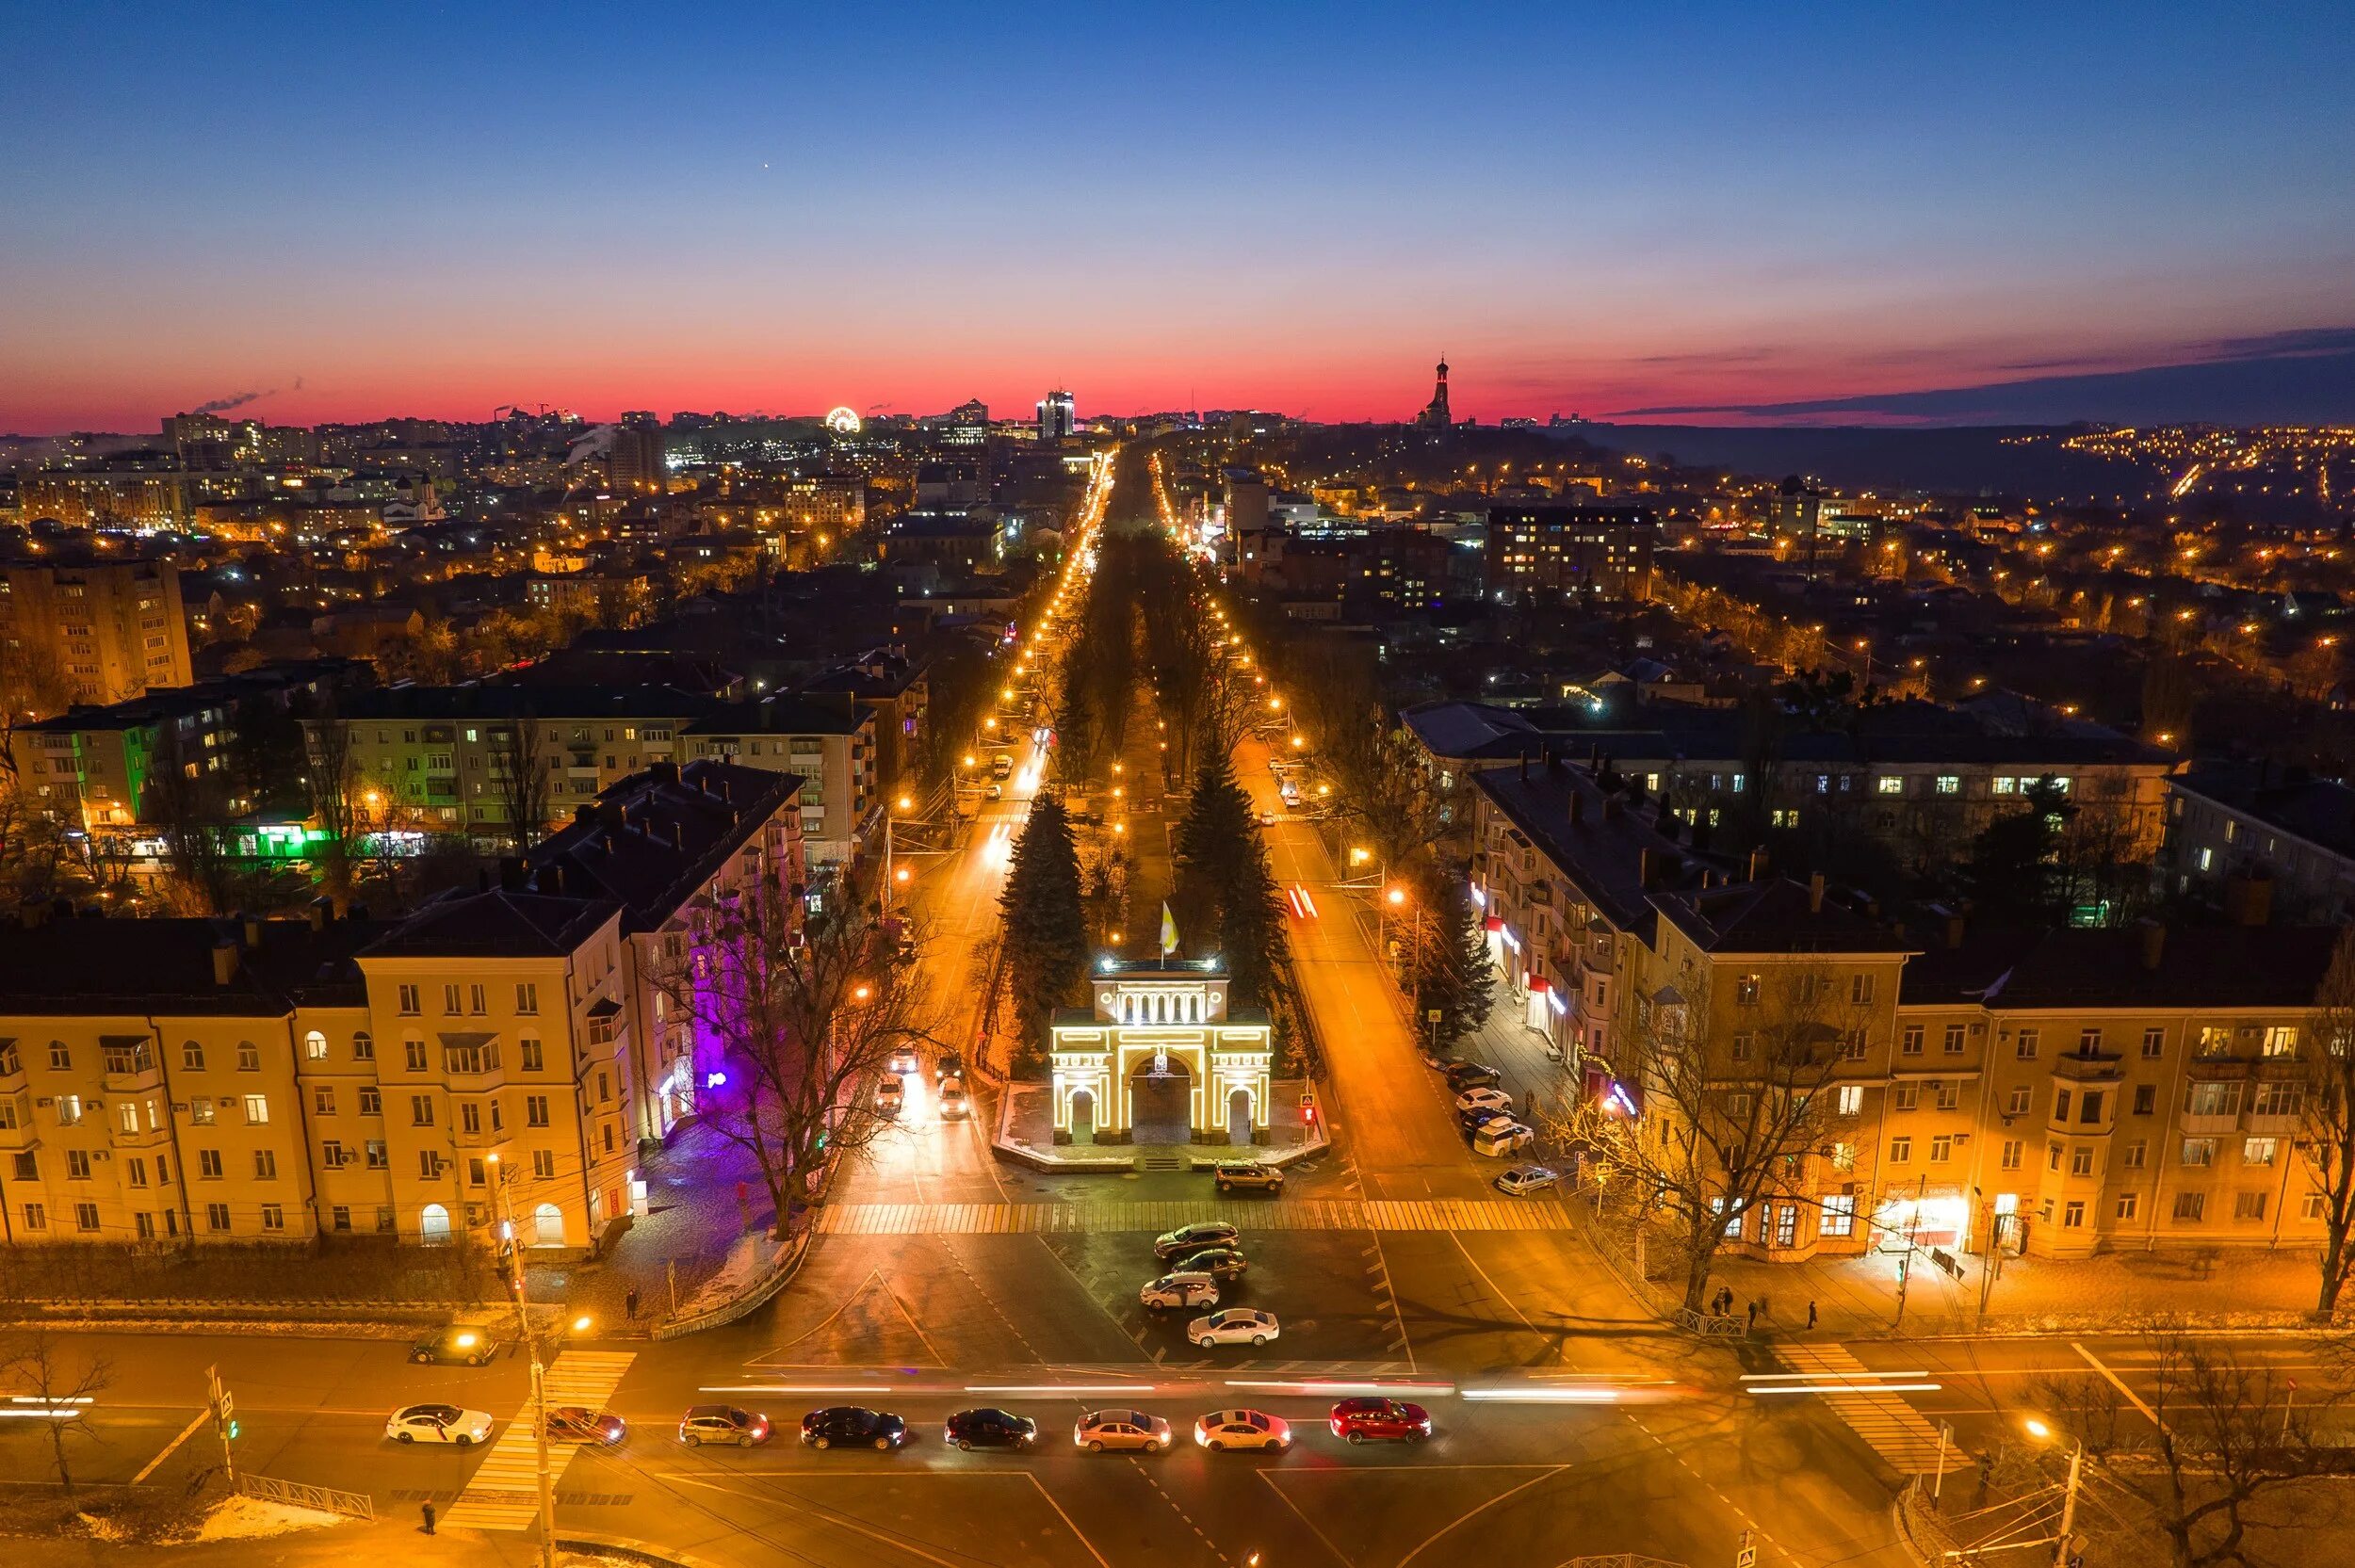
[489,1157,558,1568]
[205,1364,236,1486]
[1892,1173,1927,1333]
[2054,1440,2084,1568]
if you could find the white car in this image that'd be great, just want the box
[937,1076,969,1119]
[1494,1165,1559,1196]
[1075,1409,1174,1452]
[1140,1271,1219,1311]
[1194,1408,1291,1452]
[1472,1122,1535,1158]
[1187,1307,1279,1348]
[875,1075,903,1114]
[385,1403,495,1447]
[1454,1087,1514,1116]
[887,1047,921,1076]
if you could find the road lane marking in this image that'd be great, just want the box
[1392,1463,1569,1568]
[1774,1344,1959,1473]
[130,1408,212,1484]
[2072,1340,2163,1428]
[442,1348,637,1529]
[1023,1470,1113,1568]
[1256,1470,1356,1568]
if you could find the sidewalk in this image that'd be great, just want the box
[6,1511,671,1568]
[1705,1237,2332,1338]
[524,1117,773,1334]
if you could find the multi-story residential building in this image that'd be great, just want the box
[683,693,876,865]
[803,653,928,793]
[19,470,193,530]
[1469,756,2348,1269]
[517,759,804,1144]
[2160,762,2355,923]
[1485,505,1658,601]
[0,553,193,711]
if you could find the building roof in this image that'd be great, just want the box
[1900,924,2343,1011]
[340,684,713,721]
[1471,760,1713,939]
[2171,764,2355,863]
[684,692,869,737]
[1400,701,1544,763]
[522,760,803,934]
[0,911,388,1016]
[1653,877,1914,957]
[359,889,618,960]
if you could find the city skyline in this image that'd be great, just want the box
[6,5,2354,432]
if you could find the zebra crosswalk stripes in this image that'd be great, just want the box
[1774,1343,1961,1475]
[441,1350,637,1529]
[812,1197,1576,1237]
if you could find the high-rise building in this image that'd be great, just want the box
[1486,505,1657,600]
[1037,388,1077,441]
[1415,356,1452,429]
[609,412,667,493]
[0,554,194,713]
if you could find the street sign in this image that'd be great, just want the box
[1735,1528,1756,1568]
[1426,1010,1442,1023]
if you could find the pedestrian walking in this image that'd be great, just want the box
[1806,1299,1818,1331]
[625,1285,641,1322]
[1746,1299,1759,1329]
[420,1501,436,1536]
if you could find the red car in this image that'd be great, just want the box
[1328,1398,1433,1444]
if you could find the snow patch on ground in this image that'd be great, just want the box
[75,1511,128,1542]
[188,1494,343,1541]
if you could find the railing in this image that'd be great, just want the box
[1672,1305,1747,1338]
[239,1471,375,1521]
[1558,1555,1688,1568]
[652,1229,811,1340]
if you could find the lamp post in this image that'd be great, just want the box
[2023,1417,2084,1568]
[487,1155,559,1568]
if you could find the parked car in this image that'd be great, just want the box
[876,1075,904,1114]
[1213,1162,1283,1194]
[1457,1105,1517,1136]
[385,1404,494,1446]
[1140,1271,1220,1311]
[1328,1398,1433,1443]
[1075,1409,1174,1452]
[944,1408,1036,1450]
[1493,1166,1560,1197]
[1443,1062,1502,1092]
[1154,1221,1240,1260]
[408,1326,497,1366]
[1187,1307,1279,1348]
[1194,1408,1291,1452]
[938,1076,969,1119]
[1471,1122,1535,1158]
[547,1406,627,1445]
[801,1407,907,1451]
[678,1405,771,1447]
[1170,1246,1248,1282]
[1454,1087,1513,1116]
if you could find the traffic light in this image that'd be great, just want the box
[226,1417,240,1441]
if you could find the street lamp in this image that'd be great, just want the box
[485,1155,560,1568]
[2022,1416,2084,1568]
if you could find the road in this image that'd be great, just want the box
[7,458,2242,1568]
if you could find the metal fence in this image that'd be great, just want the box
[1558,1555,1689,1568]
[239,1471,375,1521]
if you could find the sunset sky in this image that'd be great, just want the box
[4,4,2352,432]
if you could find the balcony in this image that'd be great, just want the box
[0,1121,36,1151]
[2052,1050,2124,1084]
[2180,1110,2241,1137]
[108,1118,170,1149]
[2246,1112,2300,1137]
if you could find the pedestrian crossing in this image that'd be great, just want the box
[1775,1342,1962,1476]
[441,1350,638,1530]
[813,1197,1576,1237]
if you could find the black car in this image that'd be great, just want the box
[409,1326,498,1366]
[943,1407,1037,1450]
[1444,1062,1502,1092]
[802,1406,908,1451]
[1170,1246,1248,1282]
[1457,1105,1516,1136]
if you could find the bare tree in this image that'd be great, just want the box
[2031,1322,2351,1568]
[490,715,554,851]
[146,723,237,916]
[303,703,362,911]
[1539,964,1862,1313]
[2298,929,2355,1317]
[1,1331,111,1494]
[647,862,937,1233]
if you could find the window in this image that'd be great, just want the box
[404,1038,428,1072]
[1730,1032,1754,1062]
[443,983,462,1014]
[2263,1026,2298,1058]
[468,984,487,1016]
[1894,1084,1920,1111]
[261,1204,284,1232]
[2181,1138,2217,1168]
[314,1085,335,1116]
[2055,1088,2071,1123]
[358,1086,381,1116]
[1736,975,1761,1007]
[74,1203,100,1233]
[2070,1145,2093,1176]
[303,1030,329,1061]
[1835,1084,1863,1117]
[2198,1026,2231,1057]
[1889,1136,1913,1164]
[332,1205,351,1233]
[66,1149,91,1180]
[1901,1025,1924,1056]
[365,1140,388,1170]
[1830,1140,1857,1172]
[377,1205,397,1234]
[2076,1028,2102,1056]
[532,1148,557,1180]
[2306,1192,2331,1220]
[418,1150,441,1179]
[2134,1084,2156,1115]
[526,1094,550,1127]
[1876,775,1904,795]
[22,1204,44,1231]
[199,1149,222,1179]
[236,1041,259,1072]
[520,1038,544,1073]
[1942,1025,1965,1056]
[8,1152,29,1181]
[2253,1082,2302,1118]
[2142,1027,2165,1059]
[1936,775,1960,795]
[242,1093,268,1123]
[48,1042,71,1071]
[597,1071,611,1104]
[0,1042,18,1076]
[1992,776,2017,795]
[516,983,539,1015]
[2187,1081,2244,1118]
[1774,1203,1799,1248]
[467,1156,486,1188]
[1841,1029,1867,1060]
[206,1202,231,1232]
[2124,1138,2147,1170]
[2049,1142,2064,1172]
[2006,1086,2031,1115]
[2234,1190,2268,1222]
[2001,1139,2023,1170]
[2016,1028,2039,1060]
[56,1094,81,1126]
[2118,1193,2139,1220]
[2243,1137,2278,1167]
[1936,1081,1960,1111]
[460,1103,481,1135]
[411,1094,435,1127]
[321,1140,345,1169]
[252,1150,277,1180]
[126,1156,148,1188]
[352,1030,374,1061]
[398,984,421,1016]
[1851,974,1876,1006]
[1932,1135,1955,1162]
[182,1041,205,1071]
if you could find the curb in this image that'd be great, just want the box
[559,1534,731,1568]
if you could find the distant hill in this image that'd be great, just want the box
[1568,423,2147,498]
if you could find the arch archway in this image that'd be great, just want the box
[1127,1053,1194,1144]
[1227,1087,1254,1144]
[531,1203,564,1247]
[1070,1089,1096,1143]
[418,1204,452,1245]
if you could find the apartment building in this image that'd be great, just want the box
[1469,757,2350,1267]
[682,693,876,865]
[517,759,805,1144]
[2161,761,2355,923]
[803,652,928,794]
[1485,505,1657,601]
[0,553,194,711]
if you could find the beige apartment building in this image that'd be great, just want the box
[0,759,806,1256]
[1471,758,2348,1268]
[0,553,194,712]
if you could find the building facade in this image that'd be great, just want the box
[0,555,194,712]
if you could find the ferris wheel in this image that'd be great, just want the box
[823,406,862,435]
